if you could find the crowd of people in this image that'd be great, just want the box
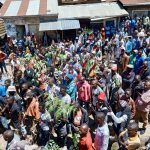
[0,15,150,150]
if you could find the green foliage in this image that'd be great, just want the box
[72,133,80,150]
[44,140,60,150]
[46,97,75,121]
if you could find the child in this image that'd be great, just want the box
[119,121,140,150]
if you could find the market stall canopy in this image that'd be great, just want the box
[0,0,58,17]
[39,19,80,31]
[58,2,128,19]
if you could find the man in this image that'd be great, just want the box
[135,81,150,134]
[122,64,135,90]
[46,77,60,100]
[91,79,104,108]
[139,61,150,80]
[65,74,77,102]
[59,86,71,104]
[119,122,140,150]
[94,112,109,150]
[0,79,11,97]
[38,104,51,146]
[118,48,129,73]
[134,48,144,74]
[121,89,136,119]
[129,49,138,66]
[109,100,131,136]
[111,64,122,90]
[131,75,144,100]
[0,50,7,74]
[3,130,20,150]
[24,63,35,83]
[14,70,27,96]
[1,96,21,129]
[79,124,93,150]
[24,92,40,134]
[77,76,91,110]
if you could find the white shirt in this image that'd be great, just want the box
[61,94,71,104]
[94,123,109,150]
[109,111,127,127]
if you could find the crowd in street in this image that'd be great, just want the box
[0,15,150,150]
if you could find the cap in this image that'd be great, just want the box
[126,64,134,69]
[7,86,16,92]
[98,92,106,101]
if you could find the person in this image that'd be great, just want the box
[118,48,129,73]
[0,79,11,97]
[119,121,140,150]
[69,104,89,133]
[109,100,131,136]
[122,64,135,90]
[79,123,93,150]
[65,74,77,102]
[121,89,136,119]
[128,49,138,66]
[0,50,7,74]
[54,113,69,149]
[38,104,51,146]
[24,92,40,134]
[94,112,109,150]
[91,79,104,108]
[139,61,150,80]
[3,130,20,150]
[46,77,60,100]
[77,76,91,110]
[134,48,144,74]
[131,75,144,100]
[135,81,150,134]
[59,85,71,104]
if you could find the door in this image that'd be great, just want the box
[16,25,25,39]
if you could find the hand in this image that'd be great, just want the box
[108,106,112,112]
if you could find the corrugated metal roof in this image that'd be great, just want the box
[120,0,150,6]
[58,2,128,19]
[4,0,21,16]
[0,0,58,17]
[39,20,80,31]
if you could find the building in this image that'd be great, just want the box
[119,0,150,17]
[0,0,58,39]
[0,0,128,40]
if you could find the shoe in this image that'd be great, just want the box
[140,128,146,135]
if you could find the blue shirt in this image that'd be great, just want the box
[134,55,144,74]
[146,57,150,69]
[126,40,133,53]
[0,85,6,97]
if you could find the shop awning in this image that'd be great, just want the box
[58,2,128,19]
[39,20,80,31]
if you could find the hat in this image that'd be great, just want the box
[127,64,134,69]
[119,100,127,108]
[7,86,16,92]
[98,92,106,101]
[66,74,74,80]
[111,64,117,71]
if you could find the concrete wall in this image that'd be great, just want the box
[125,6,150,17]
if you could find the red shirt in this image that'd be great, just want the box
[79,129,93,150]
[77,81,91,102]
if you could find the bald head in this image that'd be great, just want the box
[79,123,89,136]
[96,112,106,126]
[3,130,14,142]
